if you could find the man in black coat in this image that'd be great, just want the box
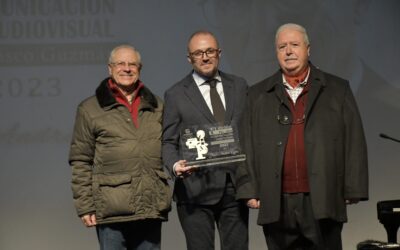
[236,23,368,250]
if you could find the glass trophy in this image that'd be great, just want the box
[180,123,246,167]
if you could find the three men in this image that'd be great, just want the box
[70,24,369,250]
[162,31,249,250]
[69,45,171,250]
[237,23,368,249]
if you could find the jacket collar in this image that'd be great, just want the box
[95,77,158,111]
[265,62,326,93]
[267,62,327,122]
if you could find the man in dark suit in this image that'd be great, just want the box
[236,23,368,249]
[162,31,248,250]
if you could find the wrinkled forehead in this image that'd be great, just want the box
[111,48,140,62]
[276,28,306,45]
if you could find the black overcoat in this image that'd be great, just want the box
[236,64,368,225]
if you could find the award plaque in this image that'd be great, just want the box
[180,123,246,167]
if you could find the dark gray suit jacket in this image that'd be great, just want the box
[162,71,247,205]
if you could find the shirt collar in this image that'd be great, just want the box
[282,67,310,90]
[192,70,222,87]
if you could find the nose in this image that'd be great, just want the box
[122,64,131,71]
[285,45,293,55]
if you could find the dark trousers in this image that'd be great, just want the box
[177,176,249,250]
[96,219,161,250]
[263,193,343,250]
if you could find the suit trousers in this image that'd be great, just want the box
[263,193,343,250]
[177,175,249,250]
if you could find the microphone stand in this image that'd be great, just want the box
[379,133,400,143]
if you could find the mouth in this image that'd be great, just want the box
[201,61,213,66]
[200,64,213,69]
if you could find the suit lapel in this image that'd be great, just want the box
[221,74,234,123]
[305,66,325,120]
[183,75,216,123]
[269,72,291,111]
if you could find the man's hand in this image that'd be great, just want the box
[174,160,198,178]
[81,214,97,227]
[246,198,260,209]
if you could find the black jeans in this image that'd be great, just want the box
[96,219,162,250]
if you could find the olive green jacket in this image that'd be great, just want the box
[69,78,171,224]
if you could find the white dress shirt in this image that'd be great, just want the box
[281,69,310,104]
[192,71,226,113]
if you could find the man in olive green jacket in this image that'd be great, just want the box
[69,45,171,250]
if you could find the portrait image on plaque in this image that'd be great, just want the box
[180,123,246,167]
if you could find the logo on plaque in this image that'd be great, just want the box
[185,130,208,160]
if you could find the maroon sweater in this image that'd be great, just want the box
[108,79,144,128]
[282,82,310,193]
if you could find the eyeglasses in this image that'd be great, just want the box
[276,114,305,125]
[276,102,305,125]
[110,61,140,69]
[189,48,220,59]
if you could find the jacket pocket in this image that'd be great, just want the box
[153,170,172,212]
[94,174,133,219]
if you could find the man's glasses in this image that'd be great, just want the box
[189,48,220,59]
[276,114,305,125]
[276,102,305,125]
[110,61,140,69]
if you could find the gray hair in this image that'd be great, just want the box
[275,23,310,46]
[108,44,142,65]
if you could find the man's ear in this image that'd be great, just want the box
[187,55,193,64]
